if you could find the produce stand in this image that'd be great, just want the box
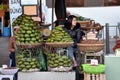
[44,42,73,71]
[7,0,107,79]
[15,43,42,72]
[43,27,74,72]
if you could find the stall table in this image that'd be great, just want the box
[18,71,75,80]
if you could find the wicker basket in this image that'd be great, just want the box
[81,25,103,31]
[77,40,104,52]
[77,20,103,31]
[45,42,73,48]
[16,43,42,49]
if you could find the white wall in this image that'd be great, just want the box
[67,6,120,26]
[67,6,120,38]
[48,6,120,38]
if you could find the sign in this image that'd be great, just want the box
[9,0,22,36]
[115,48,120,56]
[9,0,22,25]
[90,59,98,65]
[23,6,38,16]
[20,0,38,5]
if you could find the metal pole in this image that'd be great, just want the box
[105,23,110,54]
[51,0,54,30]
[40,0,42,22]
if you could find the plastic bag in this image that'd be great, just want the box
[37,49,47,71]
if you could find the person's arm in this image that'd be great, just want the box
[8,37,15,52]
[76,29,82,43]
[76,23,85,43]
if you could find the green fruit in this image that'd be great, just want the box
[62,56,68,59]
[30,62,35,65]
[25,38,31,41]
[49,64,53,68]
[31,58,36,62]
[32,65,36,68]
[20,38,25,41]
[26,66,31,69]
[25,34,30,38]
[54,60,59,63]
[59,63,63,66]
[31,38,36,41]
[29,41,34,44]
[30,34,35,37]
[53,64,58,67]
[21,30,26,34]
[20,64,25,68]
[26,31,32,34]
[24,62,29,65]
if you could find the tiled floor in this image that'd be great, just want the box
[0,37,10,67]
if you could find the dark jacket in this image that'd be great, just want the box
[63,23,85,48]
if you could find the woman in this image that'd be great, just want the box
[63,15,85,67]
[8,27,19,67]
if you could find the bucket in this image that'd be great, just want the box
[2,27,11,37]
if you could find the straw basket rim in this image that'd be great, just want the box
[45,42,73,48]
[77,41,104,52]
[16,43,42,48]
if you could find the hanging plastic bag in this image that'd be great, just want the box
[37,49,47,71]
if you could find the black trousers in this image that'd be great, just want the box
[9,52,16,67]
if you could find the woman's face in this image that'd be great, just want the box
[72,18,77,26]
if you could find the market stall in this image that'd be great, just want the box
[0,0,108,80]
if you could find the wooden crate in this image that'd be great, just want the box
[84,73,106,80]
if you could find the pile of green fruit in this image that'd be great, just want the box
[46,27,73,42]
[47,53,72,68]
[13,14,42,44]
[16,54,40,72]
[12,14,28,27]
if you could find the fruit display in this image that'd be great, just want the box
[13,14,42,44]
[16,53,40,72]
[12,14,27,27]
[46,27,73,42]
[47,53,72,71]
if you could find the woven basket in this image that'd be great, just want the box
[82,64,105,74]
[77,20,103,31]
[81,25,103,31]
[77,40,104,52]
[45,42,73,48]
[16,43,42,49]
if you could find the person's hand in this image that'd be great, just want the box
[10,49,15,53]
